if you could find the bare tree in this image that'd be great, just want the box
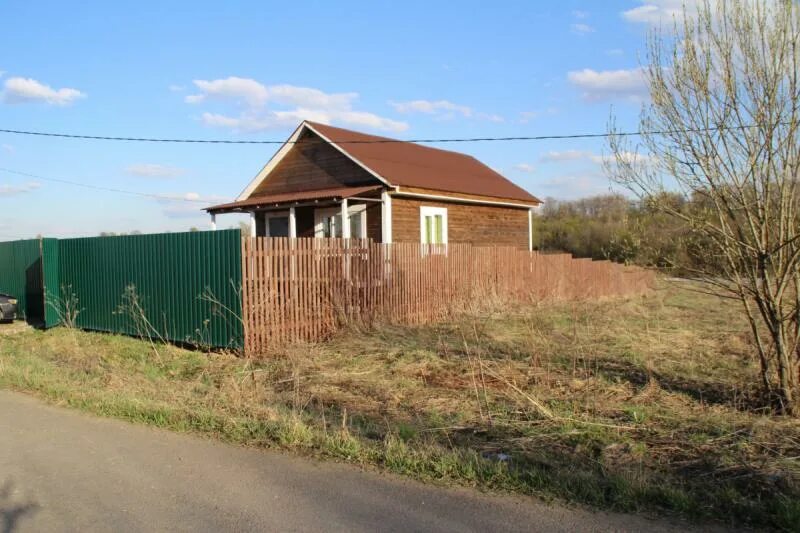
[608,0,800,413]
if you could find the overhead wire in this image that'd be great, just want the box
[0,167,218,204]
[0,122,770,145]
[0,121,780,205]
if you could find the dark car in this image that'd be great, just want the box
[0,293,18,322]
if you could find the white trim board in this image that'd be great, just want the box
[394,188,537,209]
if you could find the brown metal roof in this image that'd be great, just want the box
[206,185,381,213]
[306,122,541,204]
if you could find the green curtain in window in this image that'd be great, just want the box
[425,216,433,243]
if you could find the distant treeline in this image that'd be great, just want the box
[532,193,717,273]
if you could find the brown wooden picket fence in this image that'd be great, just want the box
[241,238,654,355]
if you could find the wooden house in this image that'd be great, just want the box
[206,121,542,249]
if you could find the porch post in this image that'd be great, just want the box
[210,213,217,231]
[381,190,392,243]
[288,207,297,238]
[340,198,350,239]
[249,212,257,238]
[528,208,534,252]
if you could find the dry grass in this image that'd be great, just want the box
[0,279,798,530]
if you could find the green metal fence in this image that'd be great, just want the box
[0,239,45,323]
[0,230,243,349]
[41,238,61,327]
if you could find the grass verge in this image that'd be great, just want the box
[0,280,798,530]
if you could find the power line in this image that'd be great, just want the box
[0,167,220,204]
[0,126,615,144]
[0,123,764,145]
[0,121,777,207]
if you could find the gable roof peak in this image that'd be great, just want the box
[303,121,540,204]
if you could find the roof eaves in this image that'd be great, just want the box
[206,185,383,213]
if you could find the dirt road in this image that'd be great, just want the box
[0,390,717,532]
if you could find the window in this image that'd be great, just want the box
[268,217,289,237]
[419,206,448,245]
[314,205,367,239]
[261,211,290,237]
[348,205,365,239]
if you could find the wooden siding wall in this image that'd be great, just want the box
[397,186,539,207]
[250,129,380,198]
[392,197,529,248]
[241,238,654,355]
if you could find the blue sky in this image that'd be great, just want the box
[0,0,684,238]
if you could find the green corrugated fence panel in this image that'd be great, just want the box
[57,230,243,349]
[41,238,61,328]
[0,239,44,323]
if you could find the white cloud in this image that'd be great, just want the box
[622,1,772,26]
[200,109,407,134]
[0,181,41,196]
[567,67,648,102]
[540,174,611,198]
[186,77,408,133]
[538,149,657,168]
[591,151,658,166]
[539,150,594,163]
[390,99,505,123]
[605,48,624,56]
[2,77,85,105]
[477,112,504,123]
[156,191,223,203]
[620,0,760,25]
[572,10,590,19]
[269,84,358,110]
[199,112,250,129]
[186,77,269,106]
[622,0,693,25]
[154,192,230,219]
[125,163,186,179]
[513,163,536,173]
[571,23,595,35]
[168,84,185,92]
[519,107,557,123]
[390,99,472,117]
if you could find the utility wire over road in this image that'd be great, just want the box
[0,123,771,145]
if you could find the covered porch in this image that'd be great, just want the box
[206,185,393,243]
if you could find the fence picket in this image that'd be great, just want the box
[240,238,654,356]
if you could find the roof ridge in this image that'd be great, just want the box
[301,121,540,204]
[303,121,479,158]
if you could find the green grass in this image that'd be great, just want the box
[1,281,799,531]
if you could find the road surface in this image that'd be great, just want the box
[0,390,718,532]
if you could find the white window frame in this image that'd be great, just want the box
[262,210,290,237]
[419,206,448,245]
[314,204,367,238]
